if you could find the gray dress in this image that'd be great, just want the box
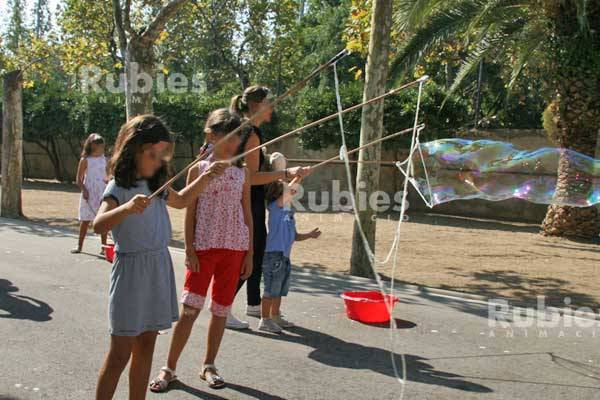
[103,179,179,336]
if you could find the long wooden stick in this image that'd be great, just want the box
[287,158,398,166]
[148,49,350,199]
[229,76,429,165]
[286,125,424,187]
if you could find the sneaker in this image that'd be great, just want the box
[225,312,250,330]
[272,314,295,328]
[246,305,261,317]
[258,318,282,333]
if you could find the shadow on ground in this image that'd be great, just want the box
[289,267,491,320]
[392,212,541,234]
[0,279,53,322]
[426,352,600,389]
[238,325,492,393]
[0,218,74,239]
[441,268,598,308]
[161,381,288,400]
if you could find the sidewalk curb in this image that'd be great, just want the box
[3,217,599,322]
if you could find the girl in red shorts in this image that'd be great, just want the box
[150,108,253,392]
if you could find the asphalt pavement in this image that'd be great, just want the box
[1,218,600,400]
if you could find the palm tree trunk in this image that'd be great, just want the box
[541,5,600,238]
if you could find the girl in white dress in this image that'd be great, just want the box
[71,133,109,254]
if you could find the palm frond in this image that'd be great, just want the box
[507,24,546,92]
[395,0,448,31]
[390,0,485,80]
[466,0,530,36]
[442,33,500,107]
[445,17,532,99]
[573,0,591,36]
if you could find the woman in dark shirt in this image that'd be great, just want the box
[228,85,311,329]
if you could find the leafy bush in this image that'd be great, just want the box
[294,79,470,151]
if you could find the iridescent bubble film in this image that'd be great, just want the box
[410,139,600,207]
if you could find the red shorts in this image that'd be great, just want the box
[181,249,246,317]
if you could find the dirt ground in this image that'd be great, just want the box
[18,179,600,307]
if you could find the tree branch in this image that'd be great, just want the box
[112,0,128,54]
[143,0,189,42]
[193,1,248,87]
[124,0,134,35]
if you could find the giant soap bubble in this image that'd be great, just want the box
[409,139,600,207]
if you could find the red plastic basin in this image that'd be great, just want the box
[341,290,399,323]
[102,244,115,263]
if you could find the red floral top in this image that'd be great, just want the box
[193,159,249,251]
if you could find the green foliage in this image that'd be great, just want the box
[295,80,469,150]
[6,0,27,52]
[154,90,231,153]
[2,0,568,183]
[391,0,599,130]
[23,82,81,143]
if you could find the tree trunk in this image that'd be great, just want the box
[125,38,155,119]
[49,137,65,181]
[540,4,600,239]
[349,0,393,277]
[1,70,24,218]
[540,67,600,237]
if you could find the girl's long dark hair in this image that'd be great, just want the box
[230,85,270,116]
[109,115,174,193]
[81,133,104,158]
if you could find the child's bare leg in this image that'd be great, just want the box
[76,221,90,251]
[271,297,282,317]
[204,314,227,365]
[96,335,134,400]
[129,331,158,400]
[101,232,108,245]
[151,305,200,386]
[261,297,273,319]
[167,305,200,369]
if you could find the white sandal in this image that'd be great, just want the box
[200,364,225,389]
[149,367,177,393]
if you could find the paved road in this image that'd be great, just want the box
[1,218,600,400]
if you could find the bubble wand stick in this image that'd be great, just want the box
[227,76,429,167]
[148,49,351,200]
[286,124,425,186]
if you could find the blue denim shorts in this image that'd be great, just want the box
[262,252,291,298]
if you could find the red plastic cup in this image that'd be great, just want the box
[341,290,399,323]
[102,244,115,263]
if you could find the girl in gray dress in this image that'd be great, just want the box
[92,115,229,400]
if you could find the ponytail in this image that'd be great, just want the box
[230,94,244,115]
[230,85,270,116]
